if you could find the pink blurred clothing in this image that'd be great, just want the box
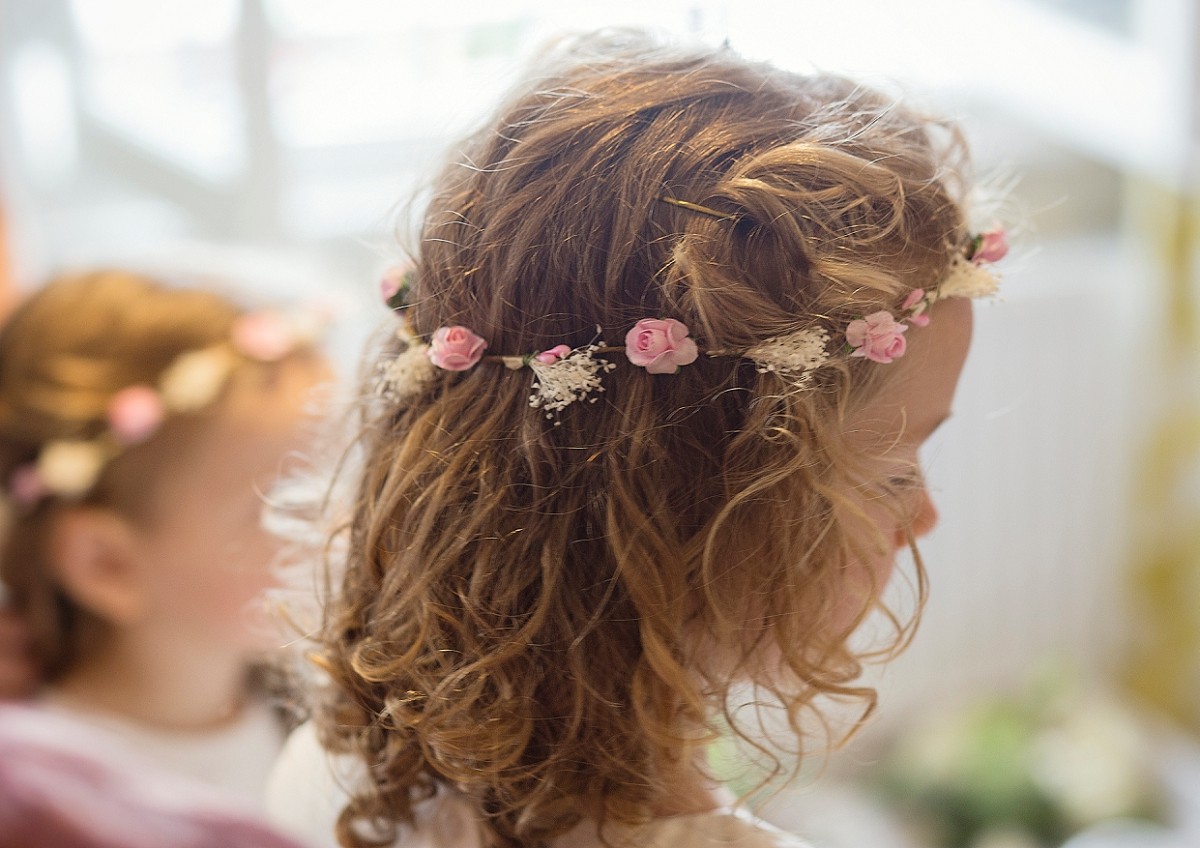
[0,703,307,848]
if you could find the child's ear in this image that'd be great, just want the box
[46,508,145,627]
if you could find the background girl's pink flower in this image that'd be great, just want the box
[9,465,46,507]
[535,344,572,365]
[428,326,487,371]
[107,386,166,445]
[231,311,293,361]
[624,318,699,374]
[846,311,908,364]
[972,229,1009,264]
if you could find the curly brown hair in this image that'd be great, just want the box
[318,32,970,848]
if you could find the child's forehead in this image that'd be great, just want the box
[226,353,331,410]
[167,359,329,479]
[150,427,302,521]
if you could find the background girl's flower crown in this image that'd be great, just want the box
[377,228,1007,417]
[5,307,327,507]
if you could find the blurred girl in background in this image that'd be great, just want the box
[0,269,330,806]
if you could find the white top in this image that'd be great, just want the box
[267,722,812,848]
[42,690,287,809]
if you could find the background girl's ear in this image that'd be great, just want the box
[46,509,145,627]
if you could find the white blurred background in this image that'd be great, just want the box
[2,2,1198,846]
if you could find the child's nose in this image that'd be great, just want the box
[909,488,939,540]
[895,487,939,550]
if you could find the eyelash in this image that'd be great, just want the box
[884,468,924,493]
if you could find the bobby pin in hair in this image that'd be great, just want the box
[658,195,737,222]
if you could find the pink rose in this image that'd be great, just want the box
[428,326,487,371]
[972,229,1008,264]
[9,465,46,507]
[624,318,699,375]
[380,263,412,305]
[107,385,166,445]
[231,311,294,362]
[846,311,908,364]
[535,344,572,365]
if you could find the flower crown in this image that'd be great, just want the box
[376,228,1007,418]
[6,307,327,507]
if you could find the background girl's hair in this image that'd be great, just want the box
[318,31,969,848]
[0,269,293,679]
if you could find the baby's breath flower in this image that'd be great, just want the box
[937,256,1000,300]
[37,441,107,498]
[377,341,437,403]
[527,345,616,418]
[742,327,831,384]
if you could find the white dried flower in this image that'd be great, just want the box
[527,345,616,417]
[742,327,831,384]
[159,347,237,412]
[376,342,437,404]
[37,441,107,498]
[937,256,1000,300]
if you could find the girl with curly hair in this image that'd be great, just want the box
[268,31,1005,848]
[0,270,330,805]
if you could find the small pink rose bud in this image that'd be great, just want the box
[380,263,412,305]
[535,344,572,365]
[901,289,931,327]
[901,289,926,312]
[972,229,1008,264]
